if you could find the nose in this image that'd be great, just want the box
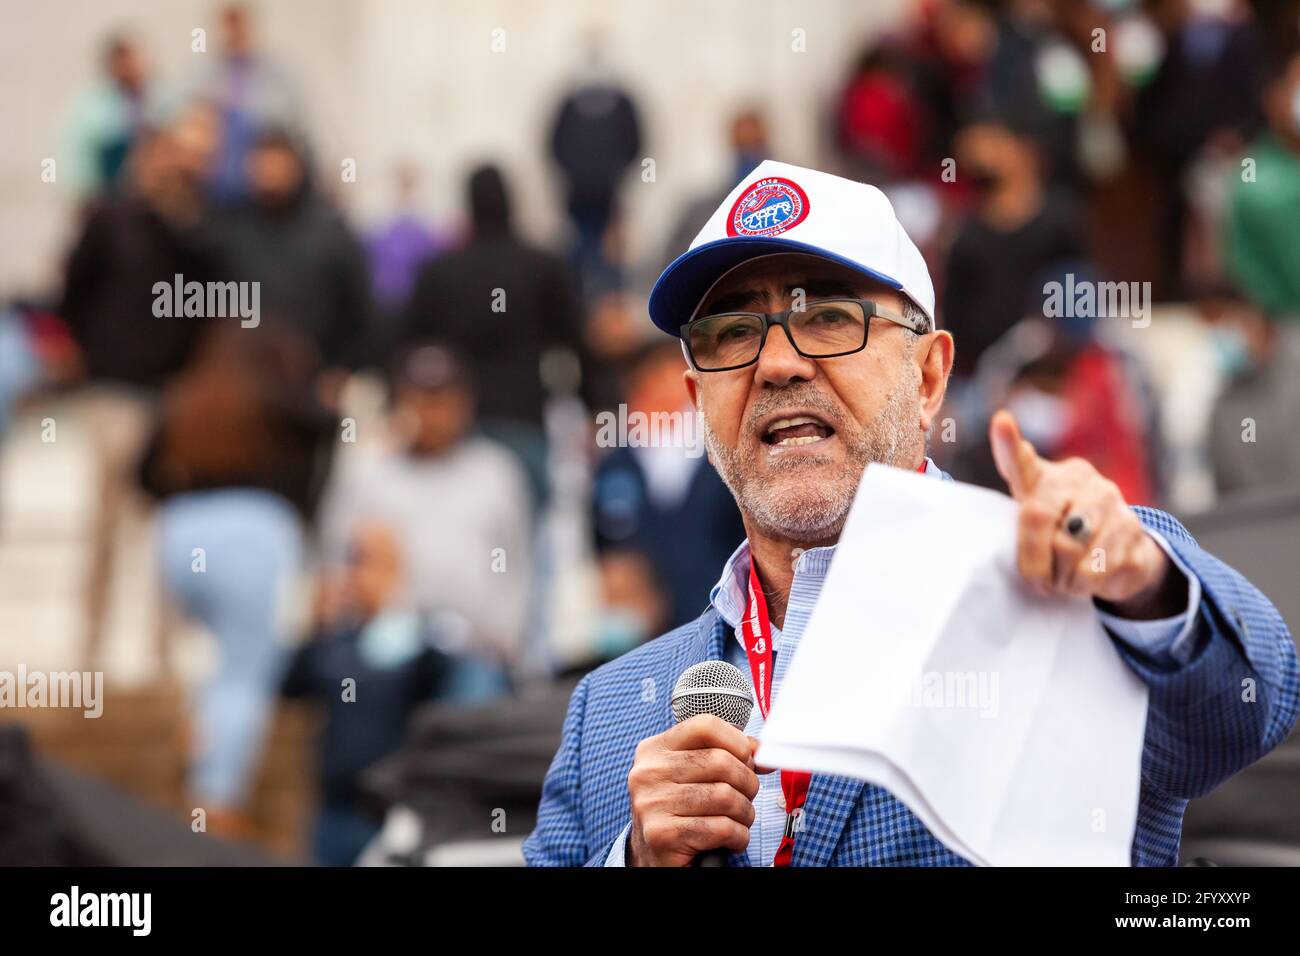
[754,322,818,388]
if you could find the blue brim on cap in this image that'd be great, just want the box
[647,236,906,336]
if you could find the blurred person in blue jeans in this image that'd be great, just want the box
[140,324,336,837]
[0,307,42,439]
[283,521,450,866]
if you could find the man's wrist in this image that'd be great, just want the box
[1097,539,1188,621]
[626,825,645,867]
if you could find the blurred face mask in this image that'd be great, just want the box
[1209,325,1253,380]
[591,608,650,658]
[358,611,425,670]
[1004,387,1071,451]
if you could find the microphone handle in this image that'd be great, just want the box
[692,848,731,867]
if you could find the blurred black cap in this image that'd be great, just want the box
[388,341,472,393]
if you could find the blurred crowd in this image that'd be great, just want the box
[2,0,1299,865]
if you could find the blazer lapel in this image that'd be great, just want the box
[660,607,726,735]
[663,609,755,867]
[783,467,948,864]
[792,773,867,867]
[673,608,867,867]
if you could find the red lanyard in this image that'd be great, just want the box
[742,559,811,867]
[740,460,929,865]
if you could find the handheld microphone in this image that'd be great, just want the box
[671,661,755,867]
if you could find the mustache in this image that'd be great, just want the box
[746,387,847,435]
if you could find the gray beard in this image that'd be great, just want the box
[701,368,919,542]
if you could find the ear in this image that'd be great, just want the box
[915,330,954,435]
[682,367,700,409]
[682,367,713,464]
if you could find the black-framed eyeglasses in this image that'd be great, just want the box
[679,297,924,372]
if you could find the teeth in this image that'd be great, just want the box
[768,416,820,432]
[775,435,825,446]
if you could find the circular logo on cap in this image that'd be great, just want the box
[726,177,810,237]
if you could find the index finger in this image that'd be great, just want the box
[664,714,754,763]
[990,408,1045,500]
[750,738,779,775]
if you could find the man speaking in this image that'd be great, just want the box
[523,161,1300,867]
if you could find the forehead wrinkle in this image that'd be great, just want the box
[699,285,768,315]
[786,278,862,299]
[701,274,868,316]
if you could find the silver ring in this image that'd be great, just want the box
[1064,512,1091,543]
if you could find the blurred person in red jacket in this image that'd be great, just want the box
[949,315,1158,506]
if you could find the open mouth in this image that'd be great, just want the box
[761,414,836,448]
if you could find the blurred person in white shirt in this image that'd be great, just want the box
[1198,283,1300,498]
[319,342,531,700]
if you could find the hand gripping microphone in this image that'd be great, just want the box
[671,661,756,867]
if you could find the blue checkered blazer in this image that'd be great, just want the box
[524,506,1299,866]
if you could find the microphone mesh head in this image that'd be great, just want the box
[671,660,755,729]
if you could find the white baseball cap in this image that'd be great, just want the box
[648,160,936,336]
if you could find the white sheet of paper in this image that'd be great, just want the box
[757,465,1149,866]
